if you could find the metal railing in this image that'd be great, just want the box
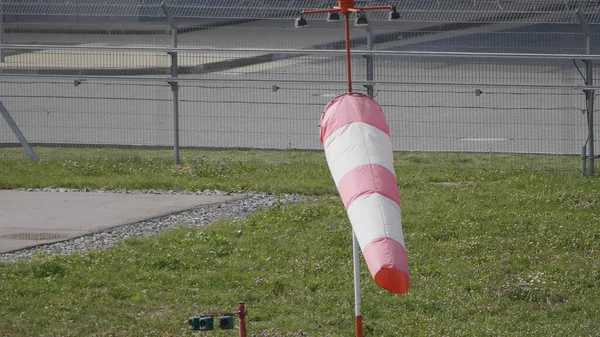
[0,43,598,173]
[1,0,599,173]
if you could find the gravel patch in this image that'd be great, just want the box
[0,188,302,263]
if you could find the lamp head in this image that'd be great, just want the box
[295,13,308,28]
[326,11,341,22]
[354,11,368,26]
[388,6,401,20]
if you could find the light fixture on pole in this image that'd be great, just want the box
[294,13,308,27]
[326,11,341,21]
[388,6,401,20]
[292,1,399,106]
[354,10,368,26]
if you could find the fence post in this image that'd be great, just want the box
[582,145,587,175]
[170,27,180,165]
[162,1,180,165]
[1,4,4,63]
[364,25,374,98]
[0,100,39,161]
[576,10,595,175]
[585,60,594,175]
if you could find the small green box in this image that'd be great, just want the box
[219,315,234,330]
[189,316,200,330]
[189,315,214,331]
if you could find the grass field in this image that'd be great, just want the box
[1,149,599,336]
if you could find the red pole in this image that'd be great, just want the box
[302,8,342,15]
[237,302,247,337]
[344,13,353,93]
[355,315,363,337]
[355,6,392,11]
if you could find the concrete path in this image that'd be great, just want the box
[0,190,240,253]
[0,20,476,75]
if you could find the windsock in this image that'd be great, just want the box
[320,93,409,294]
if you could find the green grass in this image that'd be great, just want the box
[1,148,599,336]
[0,147,583,193]
[0,148,335,194]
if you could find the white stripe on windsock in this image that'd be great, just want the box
[324,122,394,186]
[347,193,405,248]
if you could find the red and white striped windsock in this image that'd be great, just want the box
[320,93,409,294]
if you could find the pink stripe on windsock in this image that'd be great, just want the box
[337,164,400,209]
[363,237,409,294]
[320,93,390,145]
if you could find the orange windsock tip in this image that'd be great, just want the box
[374,267,410,294]
[363,237,410,294]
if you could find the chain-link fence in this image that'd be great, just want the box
[1,1,599,173]
[1,45,598,170]
[3,0,600,23]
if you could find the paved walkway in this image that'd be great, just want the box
[0,190,240,253]
[0,20,479,74]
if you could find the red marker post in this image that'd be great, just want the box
[237,302,247,337]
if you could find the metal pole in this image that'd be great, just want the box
[0,5,4,63]
[577,10,594,175]
[344,13,353,93]
[586,34,591,55]
[582,145,587,175]
[237,302,247,337]
[170,27,180,165]
[364,26,374,97]
[586,61,594,175]
[0,101,39,161]
[352,231,363,337]
[162,1,180,165]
